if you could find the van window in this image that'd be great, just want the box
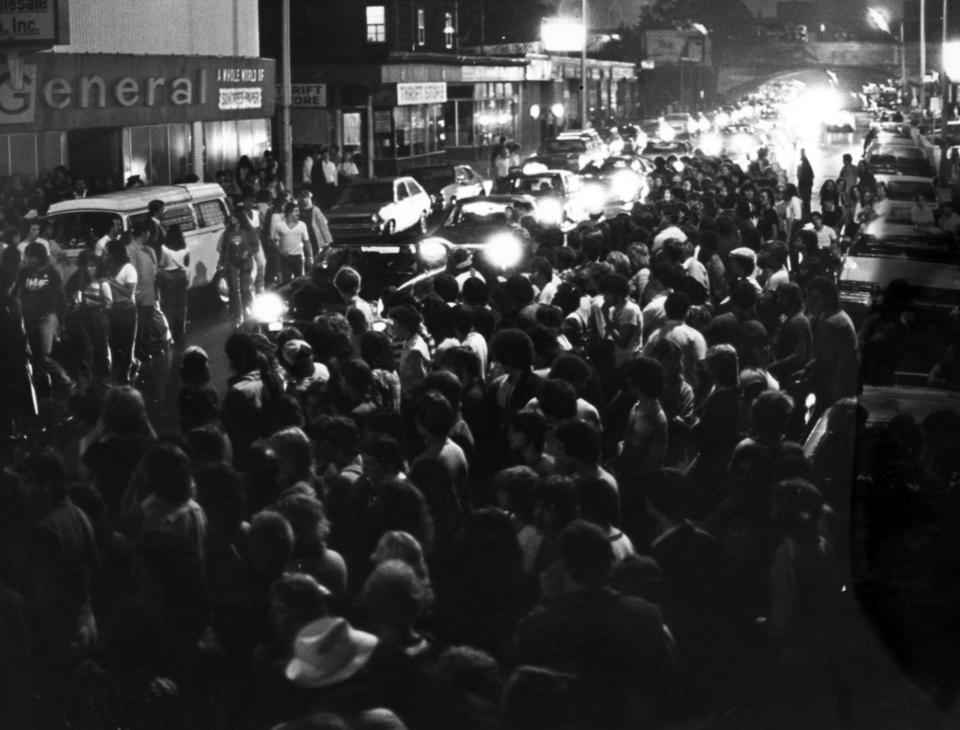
[195,199,228,229]
[160,205,197,232]
[46,212,122,250]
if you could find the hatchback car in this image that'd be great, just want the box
[326,176,432,238]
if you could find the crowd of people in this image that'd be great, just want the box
[3,127,960,730]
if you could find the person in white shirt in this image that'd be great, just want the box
[810,212,838,250]
[301,148,316,186]
[762,242,791,293]
[642,291,707,390]
[872,181,892,219]
[600,273,643,368]
[910,193,936,227]
[272,202,312,283]
[338,151,360,181]
[530,257,560,305]
[95,217,124,257]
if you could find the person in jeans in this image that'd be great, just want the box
[14,241,74,394]
[272,201,312,284]
[103,238,139,383]
[158,223,190,339]
[217,226,257,324]
[126,222,160,359]
[64,249,113,387]
[298,188,333,264]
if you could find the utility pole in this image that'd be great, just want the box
[920,0,927,110]
[943,0,950,121]
[580,0,588,128]
[281,0,293,192]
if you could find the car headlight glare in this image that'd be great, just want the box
[583,183,607,213]
[699,133,722,157]
[486,233,524,270]
[418,237,449,265]
[537,198,564,226]
[250,292,286,323]
[610,171,640,202]
[523,161,548,175]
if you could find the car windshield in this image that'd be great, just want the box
[850,230,959,262]
[46,212,123,250]
[883,180,935,201]
[337,183,393,205]
[512,176,563,195]
[444,199,525,227]
[544,139,586,154]
[412,168,455,191]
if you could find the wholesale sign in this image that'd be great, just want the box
[0,0,65,45]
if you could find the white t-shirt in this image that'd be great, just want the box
[274,219,310,257]
[814,225,837,249]
[609,299,643,367]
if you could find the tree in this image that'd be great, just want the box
[639,0,756,36]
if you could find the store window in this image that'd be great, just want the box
[417,8,426,46]
[366,6,386,43]
[378,104,446,160]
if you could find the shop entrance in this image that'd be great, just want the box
[68,128,123,185]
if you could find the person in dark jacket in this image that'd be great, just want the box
[14,241,74,393]
[517,520,675,729]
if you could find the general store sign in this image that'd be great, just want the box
[0,0,67,46]
[0,53,275,128]
[397,82,446,105]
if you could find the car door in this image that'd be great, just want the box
[405,179,428,223]
[392,180,410,229]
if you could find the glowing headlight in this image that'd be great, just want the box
[418,237,449,265]
[583,183,607,214]
[610,171,640,201]
[485,233,524,270]
[608,138,624,155]
[699,133,722,157]
[537,198,564,226]
[523,161,548,175]
[250,292,286,323]
[732,133,753,152]
[686,119,699,135]
[659,122,676,142]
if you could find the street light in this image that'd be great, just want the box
[541,5,588,128]
[868,7,907,102]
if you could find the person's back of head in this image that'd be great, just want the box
[729,278,758,313]
[576,476,620,530]
[415,389,456,440]
[194,462,246,531]
[361,559,431,631]
[750,390,794,442]
[664,290,691,321]
[554,419,601,468]
[536,378,577,420]
[559,519,615,588]
[248,510,295,581]
[491,328,535,372]
[646,467,698,523]
[276,493,330,557]
[503,666,577,730]
[142,443,192,505]
[433,273,460,304]
[461,276,489,307]
[185,425,227,466]
[270,426,315,485]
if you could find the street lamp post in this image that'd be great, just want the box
[580,0,588,129]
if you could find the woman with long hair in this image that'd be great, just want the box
[64,248,113,386]
[103,237,139,383]
[158,223,190,338]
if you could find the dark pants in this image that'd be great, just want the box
[67,307,111,386]
[279,254,304,284]
[25,312,72,389]
[109,302,137,383]
[158,269,188,338]
[799,187,812,220]
[262,238,280,287]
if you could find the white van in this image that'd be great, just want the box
[45,183,230,290]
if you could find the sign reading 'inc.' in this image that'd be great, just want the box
[0,0,63,45]
[397,82,447,106]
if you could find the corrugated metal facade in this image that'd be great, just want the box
[52,0,260,57]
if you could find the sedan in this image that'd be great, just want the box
[508,170,591,227]
[326,176,432,239]
[579,156,651,214]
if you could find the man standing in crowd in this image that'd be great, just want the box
[145,199,167,256]
[127,222,161,359]
[298,188,334,264]
[14,242,74,393]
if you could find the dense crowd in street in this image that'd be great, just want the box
[3,125,960,730]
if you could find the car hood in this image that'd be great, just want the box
[429,224,518,247]
[842,255,960,291]
[328,202,384,217]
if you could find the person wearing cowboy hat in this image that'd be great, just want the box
[445,247,485,290]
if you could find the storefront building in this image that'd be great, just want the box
[288,54,526,177]
[0,53,275,185]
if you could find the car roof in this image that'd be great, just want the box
[859,218,950,240]
[47,183,224,215]
[873,174,934,184]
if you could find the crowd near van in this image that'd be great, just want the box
[45,183,229,289]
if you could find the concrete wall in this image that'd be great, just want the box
[53,0,260,57]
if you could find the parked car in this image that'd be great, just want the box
[839,219,959,322]
[46,182,228,290]
[326,177,432,239]
[409,164,491,214]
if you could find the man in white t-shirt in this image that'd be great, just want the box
[810,212,838,250]
[600,273,642,368]
[272,202,313,283]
